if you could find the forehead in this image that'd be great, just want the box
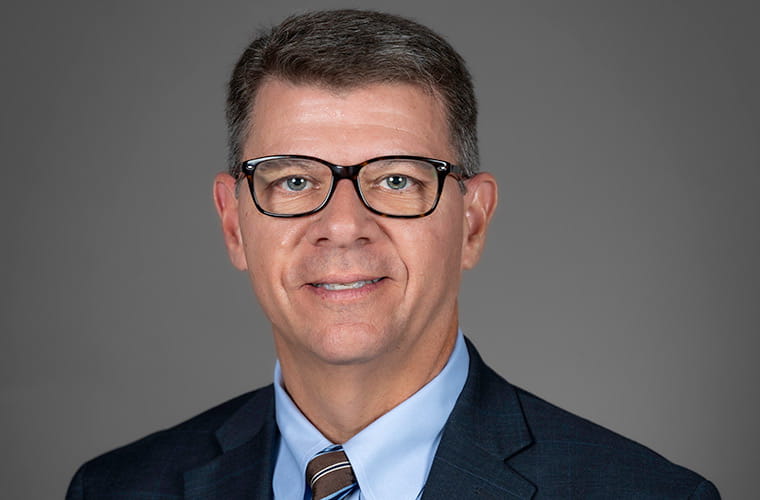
[244,79,454,164]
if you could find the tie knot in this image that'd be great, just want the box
[306,446,358,500]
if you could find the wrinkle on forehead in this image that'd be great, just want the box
[245,79,454,164]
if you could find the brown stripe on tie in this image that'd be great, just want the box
[306,449,357,500]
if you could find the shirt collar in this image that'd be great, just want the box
[273,330,469,500]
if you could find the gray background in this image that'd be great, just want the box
[2,1,758,498]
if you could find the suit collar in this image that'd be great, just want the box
[423,338,536,499]
[215,385,275,453]
[181,338,536,499]
[184,386,277,499]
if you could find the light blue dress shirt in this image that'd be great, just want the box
[272,330,470,500]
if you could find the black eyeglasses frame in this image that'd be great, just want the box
[237,154,467,218]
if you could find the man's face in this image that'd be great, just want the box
[215,79,496,369]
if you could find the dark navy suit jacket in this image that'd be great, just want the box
[67,340,720,499]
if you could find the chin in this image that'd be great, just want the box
[307,323,395,366]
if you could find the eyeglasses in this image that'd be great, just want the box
[237,155,466,218]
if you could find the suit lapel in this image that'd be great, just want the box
[182,340,535,499]
[184,386,278,500]
[423,339,537,499]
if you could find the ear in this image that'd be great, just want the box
[461,172,498,270]
[213,173,248,271]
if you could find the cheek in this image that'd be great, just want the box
[397,216,465,283]
[239,216,306,292]
[430,196,467,266]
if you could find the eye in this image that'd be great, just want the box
[283,176,309,191]
[383,175,410,190]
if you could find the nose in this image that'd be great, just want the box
[306,179,377,248]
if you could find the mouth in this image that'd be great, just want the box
[310,277,384,291]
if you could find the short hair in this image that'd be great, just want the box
[226,9,479,178]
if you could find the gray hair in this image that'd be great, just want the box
[226,9,478,177]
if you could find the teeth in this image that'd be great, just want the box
[315,278,381,290]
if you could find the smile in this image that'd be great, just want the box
[312,278,383,290]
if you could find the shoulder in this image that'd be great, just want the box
[512,385,720,498]
[66,385,273,499]
[458,341,720,498]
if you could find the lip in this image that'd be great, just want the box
[312,277,383,290]
[306,275,387,300]
[307,274,385,286]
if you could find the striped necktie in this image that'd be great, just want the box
[306,445,358,500]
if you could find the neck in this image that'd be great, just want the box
[276,326,458,443]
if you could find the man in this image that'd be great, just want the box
[67,10,719,499]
